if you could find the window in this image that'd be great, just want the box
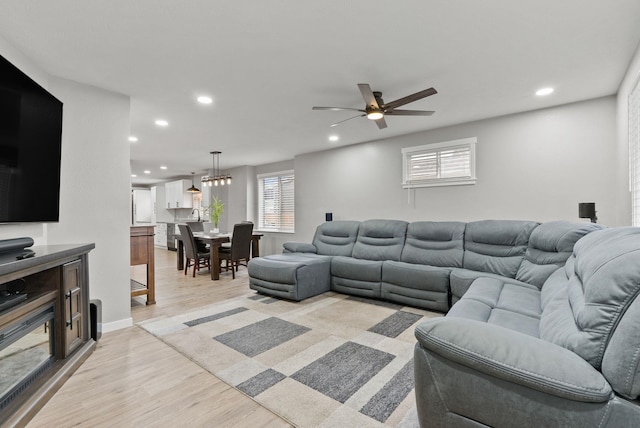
[631,77,640,226]
[402,137,477,188]
[258,170,295,232]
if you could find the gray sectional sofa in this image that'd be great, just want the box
[248,219,598,312]
[248,219,640,426]
[414,226,640,427]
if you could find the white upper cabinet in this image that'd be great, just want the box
[164,180,194,209]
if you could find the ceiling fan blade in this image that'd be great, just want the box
[313,106,365,112]
[358,83,380,109]
[385,109,435,116]
[375,117,387,129]
[330,114,366,127]
[383,87,437,111]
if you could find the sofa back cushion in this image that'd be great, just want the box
[539,227,640,399]
[515,221,603,288]
[401,221,465,267]
[462,220,538,278]
[312,221,361,256]
[351,219,408,261]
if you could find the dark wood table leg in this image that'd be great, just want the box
[251,236,261,258]
[211,242,221,280]
[177,239,184,270]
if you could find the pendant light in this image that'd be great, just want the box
[187,172,201,193]
[201,151,232,187]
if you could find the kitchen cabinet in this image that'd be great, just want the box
[132,189,152,223]
[165,180,193,209]
[154,222,167,247]
[150,186,157,223]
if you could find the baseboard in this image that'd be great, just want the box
[102,317,133,333]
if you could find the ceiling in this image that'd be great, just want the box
[1,1,639,186]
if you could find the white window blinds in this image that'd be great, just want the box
[258,170,295,232]
[630,77,640,226]
[402,137,477,188]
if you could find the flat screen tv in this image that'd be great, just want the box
[0,54,63,223]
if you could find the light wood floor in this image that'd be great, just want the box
[26,248,293,428]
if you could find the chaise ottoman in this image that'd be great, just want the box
[248,253,331,301]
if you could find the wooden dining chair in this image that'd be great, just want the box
[218,222,254,279]
[178,224,210,277]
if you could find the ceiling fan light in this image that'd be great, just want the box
[367,111,383,120]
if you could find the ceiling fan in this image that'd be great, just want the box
[312,83,437,129]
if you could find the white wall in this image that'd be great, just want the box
[225,165,256,228]
[46,77,131,329]
[616,41,640,226]
[0,38,132,329]
[291,96,618,243]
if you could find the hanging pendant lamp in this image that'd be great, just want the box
[187,172,201,193]
[201,151,232,187]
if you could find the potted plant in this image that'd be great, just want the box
[208,196,224,232]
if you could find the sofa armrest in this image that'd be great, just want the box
[415,317,612,402]
[283,242,317,254]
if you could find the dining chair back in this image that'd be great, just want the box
[178,224,210,277]
[186,221,204,232]
[219,222,254,278]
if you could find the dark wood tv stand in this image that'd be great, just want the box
[0,243,95,427]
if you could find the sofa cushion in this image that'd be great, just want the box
[449,268,521,303]
[448,277,542,338]
[311,220,361,256]
[400,221,465,267]
[351,219,408,261]
[248,253,330,284]
[331,256,383,298]
[381,260,451,311]
[540,227,640,376]
[331,256,382,282]
[463,220,538,278]
[515,221,603,288]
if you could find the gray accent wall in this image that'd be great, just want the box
[290,96,618,246]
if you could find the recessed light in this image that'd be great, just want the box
[536,87,554,96]
[329,135,339,142]
[128,136,138,142]
[160,166,167,170]
[155,119,169,127]
[131,174,137,178]
[197,95,213,104]
[144,170,151,174]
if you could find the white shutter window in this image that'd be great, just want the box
[630,77,640,226]
[258,170,295,233]
[402,137,477,188]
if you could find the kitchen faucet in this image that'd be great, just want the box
[192,209,200,221]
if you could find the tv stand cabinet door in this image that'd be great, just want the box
[62,259,84,357]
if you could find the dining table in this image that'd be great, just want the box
[176,232,263,280]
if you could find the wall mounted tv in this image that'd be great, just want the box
[0,54,63,223]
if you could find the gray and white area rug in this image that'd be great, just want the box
[140,291,441,427]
